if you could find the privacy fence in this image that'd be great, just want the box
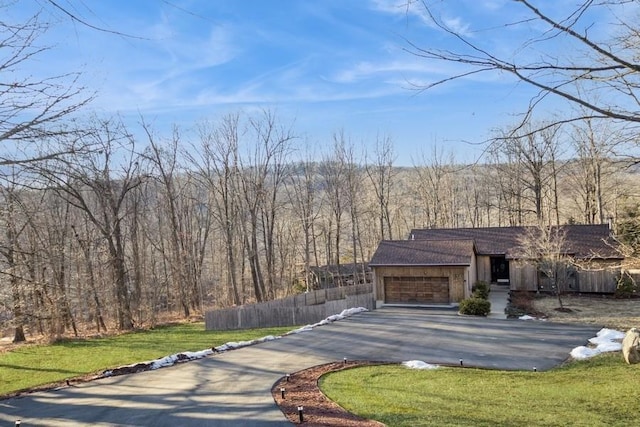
[205,283,374,331]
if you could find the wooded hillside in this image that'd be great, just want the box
[1,111,638,341]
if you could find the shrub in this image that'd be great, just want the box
[472,281,490,299]
[459,297,491,316]
[615,272,638,299]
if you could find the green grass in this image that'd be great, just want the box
[0,323,292,396]
[320,353,640,427]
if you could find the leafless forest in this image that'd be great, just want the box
[1,110,638,341]
[3,1,640,341]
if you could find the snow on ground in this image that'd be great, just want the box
[518,314,547,321]
[103,307,620,377]
[287,307,368,335]
[103,307,369,377]
[570,328,624,360]
[402,360,439,370]
[518,316,625,361]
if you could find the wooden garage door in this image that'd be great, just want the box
[384,277,449,304]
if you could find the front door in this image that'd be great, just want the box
[490,256,509,284]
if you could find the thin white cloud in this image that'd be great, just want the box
[370,0,421,16]
[442,16,472,37]
[330,58,458,84]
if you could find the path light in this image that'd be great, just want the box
[15,420,20,427]
[459,359,463,367]
[281,387,286,399]
[343,357,347,364]
[533,367,537,372]
[297,406,304,423]
[286,373,290,382]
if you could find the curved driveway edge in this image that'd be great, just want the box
[0,308,602,426]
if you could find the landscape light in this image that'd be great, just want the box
[281,387,286,399]
[533,367,537,372]
[297,406,304,423]
[15,421,21,427]
[343,357,347,364]
[286,373,290,382]
[459,359,463,367]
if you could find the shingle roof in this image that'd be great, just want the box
[409,224,622,260]
[410,227,525,255]
[369,239,475,266]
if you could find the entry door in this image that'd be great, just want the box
[490,257,510,283]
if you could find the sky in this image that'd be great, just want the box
[6,1,619,166]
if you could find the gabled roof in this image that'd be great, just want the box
[410,227,525,256]
[409,224,622,260]
[561,224,622,259]
[369,239,475,267]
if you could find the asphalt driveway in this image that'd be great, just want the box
[0,308,601,426]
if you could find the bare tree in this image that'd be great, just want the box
[142,126,211,317]
[517,225,571,308]
[319,132,351,285]
[0,5,91,168]
[343,141,365,281]
[36,118,144,330]
[409,1,640,127]
[413,145,457,228]
[490,122,563,225]
[286,150,322,292]
[192,115,243,305]
[365,135,396,240]
[0,181,28,342]
[567,117,624,224]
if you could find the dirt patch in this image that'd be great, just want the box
[272,361,386,426]
[532,295,640,330]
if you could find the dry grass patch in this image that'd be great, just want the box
[532,295,640,330]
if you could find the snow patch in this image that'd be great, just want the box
[571,346,601,360]
[103,307,368,377]
[286,307,369,335]
[571,327,624,360]
[402,360,439,370]
[518,315,536,320]
[589,328,625,344]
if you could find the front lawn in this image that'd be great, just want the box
[0,323,292,396]
[320,353,640,426]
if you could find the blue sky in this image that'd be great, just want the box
[9,1,615,165]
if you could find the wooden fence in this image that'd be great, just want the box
[576,269,618,293]
[205,283,374,331]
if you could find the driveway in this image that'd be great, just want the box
[0,308,601,426]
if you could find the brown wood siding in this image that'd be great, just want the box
[510,260,620,293]
[577,267,619,293]
[476,256,491,283]
[384,277,449,304]
[510,262,538,291]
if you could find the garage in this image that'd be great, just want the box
[384,276,449,304]
[369,239,475,307]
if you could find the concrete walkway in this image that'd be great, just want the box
[489,284,510,319]
[0,308,600,426]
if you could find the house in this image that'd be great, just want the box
[369,224,622,307]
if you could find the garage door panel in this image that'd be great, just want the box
[384,277,449,304]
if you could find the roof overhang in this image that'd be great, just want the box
[370,263,471,268]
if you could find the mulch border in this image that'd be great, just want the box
[271,360,390,426]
